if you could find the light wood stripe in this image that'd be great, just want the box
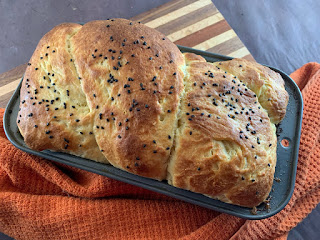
[174,20,229,47]
[0,79,20,97]
[155,4,218,36]
[167,13,224,42]
[243,54,255,61]
[193,30,237,50]
[228,47,251,58]
[145,0,212,28]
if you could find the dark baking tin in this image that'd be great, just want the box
[3,46,303,219]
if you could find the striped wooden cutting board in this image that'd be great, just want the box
[132,0,254,60]
[0,0,253,108]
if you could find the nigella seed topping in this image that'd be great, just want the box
[189,131,192,135]
[75,119,80,122]
[45,130,50,134]
[153,150,157,153]
[153,140,156,144]
[49,136,53,139]
[168,135,171,139]
[34,125,38,128]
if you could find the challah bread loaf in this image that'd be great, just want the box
[17,19,289,207]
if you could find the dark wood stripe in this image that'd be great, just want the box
[131,0,197,23]
[174,20,228,47]
[206,37,244,55]
[0,91,15,108]
[155,4,218,36]
[243,54,255,61]
[0,64,26,87]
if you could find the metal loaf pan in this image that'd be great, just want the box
[3,46,303,219]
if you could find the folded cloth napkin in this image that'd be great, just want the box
[1,63,320,240]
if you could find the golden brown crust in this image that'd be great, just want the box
[17,23,107,162]
[167,53,277,207]
[17,20,288,207]
[70,19,185,180]
[212,59,289,124]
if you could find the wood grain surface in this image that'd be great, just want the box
[0,0,253,108]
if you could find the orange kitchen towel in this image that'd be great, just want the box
[0,63,320,240]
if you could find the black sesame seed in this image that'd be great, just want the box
[75,119,80,122]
